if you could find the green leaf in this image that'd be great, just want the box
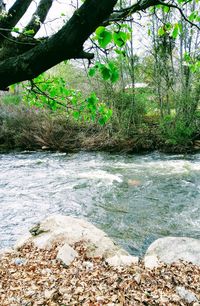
[23,29,35,35]
[88,67,96,77]
[163,5,170,13]
[73,111,80,119]
[172,24,179,39]
[113,31,128,47]
[158,27,165,36]
[95,26,112,49]
[100,65,111,80]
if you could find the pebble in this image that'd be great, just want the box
[13,258,27,265]
[176,286,198,303]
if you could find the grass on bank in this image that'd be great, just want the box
[0,92,199,153]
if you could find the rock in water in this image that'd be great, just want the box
[128,179,141,186]
[144,237,200,268]
[15,214,138,262]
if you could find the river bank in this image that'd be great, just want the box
[1,101,200,154]
[1,118,200,154]
[1,215,200,305]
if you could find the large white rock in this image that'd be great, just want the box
[144,255,159,269]
[15,215,131,259]
[145,237,200,268]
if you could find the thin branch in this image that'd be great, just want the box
[30,80,73,109]
[0,0,33,44]
[104,0,160,24]
[158,1,200,30]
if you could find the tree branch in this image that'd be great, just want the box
[0,0,118,90]
[0,0,33,44]
[158,1,200,30]
[104,0,160,24]
[23,0,54,37]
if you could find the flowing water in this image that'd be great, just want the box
[0,151,200,256]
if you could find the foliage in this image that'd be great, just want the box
[22,73,112,125]
[160,115,195,145]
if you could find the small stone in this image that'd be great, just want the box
[56,243,78,266]
[83,261,94,270]
[176,286,198,303]
[134,273,141,284]
[106,254,138,267]
[96,296,105,303]
[13,258,27,266]
[44,289,56,300]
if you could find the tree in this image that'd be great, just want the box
[0,0,199,90]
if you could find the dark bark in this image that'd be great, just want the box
[24,0,53,36]
[0,0,33,43]
[0,0,118,89]
[0,0,159,90]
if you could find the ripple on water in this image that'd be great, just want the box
[0,151,200,255]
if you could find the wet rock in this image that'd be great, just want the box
[128,179,141,186]
[15,215,129,259]
[56,243,78,266]
[176,286,198,303]
[145,237,200,268]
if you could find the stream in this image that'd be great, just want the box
[0,151,200,256]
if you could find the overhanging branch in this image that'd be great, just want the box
[0,0,118,90]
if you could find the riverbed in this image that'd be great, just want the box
[0,151,200,256]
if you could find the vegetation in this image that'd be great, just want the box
[0,0,199,152]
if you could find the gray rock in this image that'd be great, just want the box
[56,243,78,266]
[176,286,198,303]
[144,237,200,268]
[15,215,129,259]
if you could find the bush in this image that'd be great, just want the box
[160,115,195,145]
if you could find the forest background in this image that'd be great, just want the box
[0,0,200,153]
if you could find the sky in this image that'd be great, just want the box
[4,0,150,55]
[5,0,75,37]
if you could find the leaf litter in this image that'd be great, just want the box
[0,242,200,306]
